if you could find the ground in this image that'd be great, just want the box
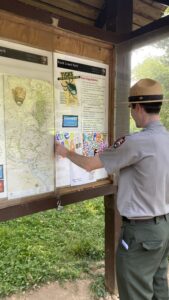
[4,279,119,300]
[3,267,169,300]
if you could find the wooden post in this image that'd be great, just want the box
[104,193,121,294]
[104,0,133,294]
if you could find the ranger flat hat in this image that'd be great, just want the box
[128,78,163,104]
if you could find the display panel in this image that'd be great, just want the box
[4,75,54,199]
[0,74,7,198]
[54,53,109,187]
[0,39,54,200]
[0,39,110,202]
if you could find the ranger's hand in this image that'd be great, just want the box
[55,142,68,158]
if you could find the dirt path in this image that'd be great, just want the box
[4,279,119,300]
[4,268,169,300]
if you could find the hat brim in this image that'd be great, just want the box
[121,99,169,104]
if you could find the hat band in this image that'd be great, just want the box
[128,94,163,102]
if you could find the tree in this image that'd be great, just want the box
[132,37,169,129]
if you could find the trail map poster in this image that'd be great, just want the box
[4,75,54,199]
[0,39,54,200]
[0,75,7,198]
[54,53,109,187]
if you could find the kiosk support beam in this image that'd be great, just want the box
[104,0,133,295]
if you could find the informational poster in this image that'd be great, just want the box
[0,75,7,198]
[54,53,109,187]
[55,131,96,187]
[0,39,55,200]
[55,132,82,187]
[4,75,54,199]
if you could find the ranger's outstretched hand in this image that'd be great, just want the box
[55,142,68,158]
[55,141,103,171]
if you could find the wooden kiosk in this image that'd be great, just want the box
[0,0,169,294]
[0,5,119,294]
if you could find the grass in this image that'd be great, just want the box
[0,197,105,298]
[90,274,108,299]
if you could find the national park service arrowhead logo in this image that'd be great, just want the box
[113,136,125,149]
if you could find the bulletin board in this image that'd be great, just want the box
[0,10,115,220]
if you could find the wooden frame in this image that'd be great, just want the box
[0,180,116,221]
[0,9,115,222]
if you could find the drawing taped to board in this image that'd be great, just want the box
[83,132,108,157]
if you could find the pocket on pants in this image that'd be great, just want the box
[142,240,163,251]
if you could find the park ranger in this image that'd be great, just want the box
[55,78,169,300]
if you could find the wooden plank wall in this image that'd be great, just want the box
[0,10,113,62]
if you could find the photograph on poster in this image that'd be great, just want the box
[57,71,79,106]
[0,165,3,179]
[62,115,78,128]
[0,180,4,193]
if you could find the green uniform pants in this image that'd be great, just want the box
[116,215,169,300]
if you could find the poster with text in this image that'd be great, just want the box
[0,74,7,198]
[54,53,109,187]
[0,39,54,200]
[4,75,55,199]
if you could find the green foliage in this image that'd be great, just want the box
[133,57,165,82]
[90,274,107,299]
[132,38,169,130]
[70,239,103,260]
[0,198,104,297]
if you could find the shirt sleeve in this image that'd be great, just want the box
[99,135,142,174]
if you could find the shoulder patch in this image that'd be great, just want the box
[113,136,125,149]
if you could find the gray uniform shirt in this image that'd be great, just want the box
[99,121,169,218]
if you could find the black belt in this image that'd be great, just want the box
[122,214,168,224]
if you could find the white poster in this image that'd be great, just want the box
[0,39,53,81]
[0,39,54,200]
[4,75,55,199]
[54,53,109,187]
[55,131,94,187]
[0,74,7,198]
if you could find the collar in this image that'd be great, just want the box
[143,120,164,131]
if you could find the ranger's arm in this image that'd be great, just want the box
[55,142,103,172]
